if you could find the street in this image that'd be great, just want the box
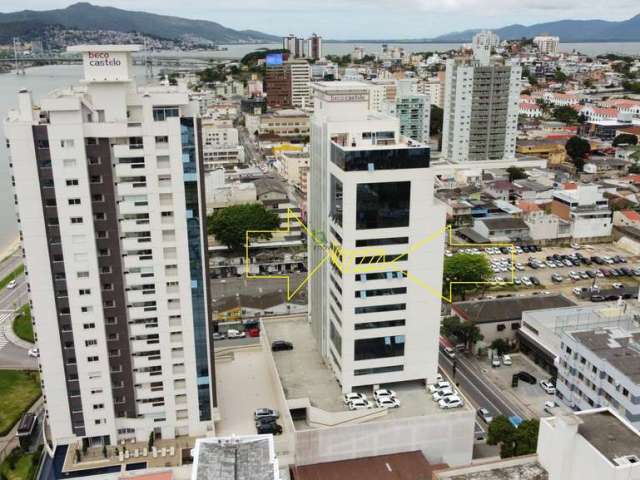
[439,351,525,421]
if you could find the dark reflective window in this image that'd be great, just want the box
[329,322,342,355]
[355,303,406,314]
[354,365,404,376]
[356,237,408,247]
[354,335,405,360]
[330,175,343,227]
[356,182,410,229]
[331,143,429,171]
[355,319,405,330]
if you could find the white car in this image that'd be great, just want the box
[569,271,581,281]
[343,393,367,405]
[434,373,444,383]
[572,287,584,297]
[515,263,525,271]
[212,332,226,341]
[226,329,245,338]
[491,357,501,368]
[348,399,373,410]
[373,388,396,401]
[521,277,532,287]
[540,380,556,395]
[254,408,279,420]
[612,283,625,289]
[432,388,455,401]
[544,400,557,414]
[477,408,493,424]
[428,381,451,394]
[375,397,400,409]
[27,348,39,358]
[570,243,581,250]
[502,354,512,366]
[6,279,16,289]
[443,347,456,359]
[439,395,464,409]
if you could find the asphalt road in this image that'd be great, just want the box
[439,351,525,422]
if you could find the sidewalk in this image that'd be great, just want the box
[3,311,34,350]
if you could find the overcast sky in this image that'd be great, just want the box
[3,1,639,38]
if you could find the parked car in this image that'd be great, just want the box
[373,388,396,401]
[433,388,455,401]
[227,329,245,339]
[247,327,260,337]
[27,348,39,358]
[591,295,606,302]
[348,398,373,410]
[443,347,456,359]
[439,395,464,409]
[257,422,282,435]
[255,416,278,427]
[375,396,400,408]
[491,357,501,368]
[572,287,584,297]
[254,408,279,420]
[521,277,532,287]
[551,273,563,283]
[543,401,557,415]
[540,380,556,395]
[612,282,625,289]
[530,276,541,286]
[6,279,16,289]
[477,408,494,424]
[502,354,512,366]
[271,340,294,351]
[343,393,367,405]
[517,371,536,384]
[569,271,581,281]
[212,332,226,341]
[428,381,451,394]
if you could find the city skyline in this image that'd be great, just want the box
[0,1,638,39]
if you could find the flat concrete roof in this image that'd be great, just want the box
[577,410,640,464]
[294,451,446,480]
[265,318,470,426]
[434,457,547,480]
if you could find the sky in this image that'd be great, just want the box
[2,1,639,39]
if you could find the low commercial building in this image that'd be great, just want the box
[472,217,530,243]
[452,295,576,346]
[258,110,310,141]
[551,186,613,241]
[538,409,640,480]
[516,139,566,165]
[556,324,640,428]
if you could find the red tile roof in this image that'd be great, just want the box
[621,210,640,222]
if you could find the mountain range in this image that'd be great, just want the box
[0,3,639,45]
[0,2,280,44]
[427,14,640,42]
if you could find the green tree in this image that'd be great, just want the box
[443,253,492,301]
[552,105,579,124]
[512,419,540,456]
[430,105,443,136]
[208,203,280,252]
[507,166,528,182]
[490,338,511,355]
[565,136,591,172]
[554,68,568,83]
[487,415,516,448]
[440,316,484,350]
[613,133,638,147]
[487,415,540,458]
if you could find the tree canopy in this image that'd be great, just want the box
[552,105,579,124]
[507,166,528,182]
[443,253,492,301]
[208,204,280,252]
[613,133,638,147]
[441,316,484,350]
[488,416,540,458]
[565,136,591,172]
[554,68,568,83]
[430,105,444,136]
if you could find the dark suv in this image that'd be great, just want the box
[257,422,283,435]
[271,340,294,352]
[517,371,536,384]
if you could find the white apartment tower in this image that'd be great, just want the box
[288,59,312,109]
[309,82,445,393]
[3,45,217,447]
[534,35,560,55]
[442,53,521,163]
[283,34,305,58]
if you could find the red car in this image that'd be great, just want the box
[247,327,260,337]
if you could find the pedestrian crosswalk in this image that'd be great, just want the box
[0,312,13,349]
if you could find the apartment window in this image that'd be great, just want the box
[87,356,99,362]
[355,319,405,330]
[97,231,108,239]
[37,139,49,149]
[90,175,103,184]
[81,306,93,313]
[94,212,106,221]
[356,182,411,229]
[155,136,169,144]
[60,139,75,148]
[83,322,95,329]
[101,266,112,274]
[329,322,342,355]
[92,194,104,202]
[354,335,405,361]
[355,287,406,298]
[70,217,83,224]
[93,403,104,410]
[98,248,110,257]
[104,300,115,308]
[66,179,79,186]
[85,340,97,347]
[88,156,101,165]
[52,253,63,262]
[103,283,113,291]
[68,198,81,205]
[152,106,180,121]
[329,175,343,227]
[355,303,406,314]
[79,289,91,296]
[355,237,409,247]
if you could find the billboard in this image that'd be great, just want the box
[265,53,284,66]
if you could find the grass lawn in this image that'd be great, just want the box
[0,450,39,480]
[0,371,40,436]
[0,264,24,290]
[12,306,34,344]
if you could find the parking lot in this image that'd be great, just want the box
[452,243,640,302]
[474,353,569,418]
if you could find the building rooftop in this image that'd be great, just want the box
[434,456,547,480]
[478,217,529,231]
[264,318,470,428]
[454,295,576,324]
[294,451,446,480]
[570,327,640,383]
[577,409,640,465]
[192,436,277,480]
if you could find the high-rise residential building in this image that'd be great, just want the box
[283,34,305,58]
[534,35,560,55]
[3,45,217,447]
[383,79,431,144]
[265,62,292,109]
[441,53,521,163]
[307,34,322,61]
[472,31,500,65]
[288,59,312,109]
[201,119,245,170]
[309,82,445,393]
